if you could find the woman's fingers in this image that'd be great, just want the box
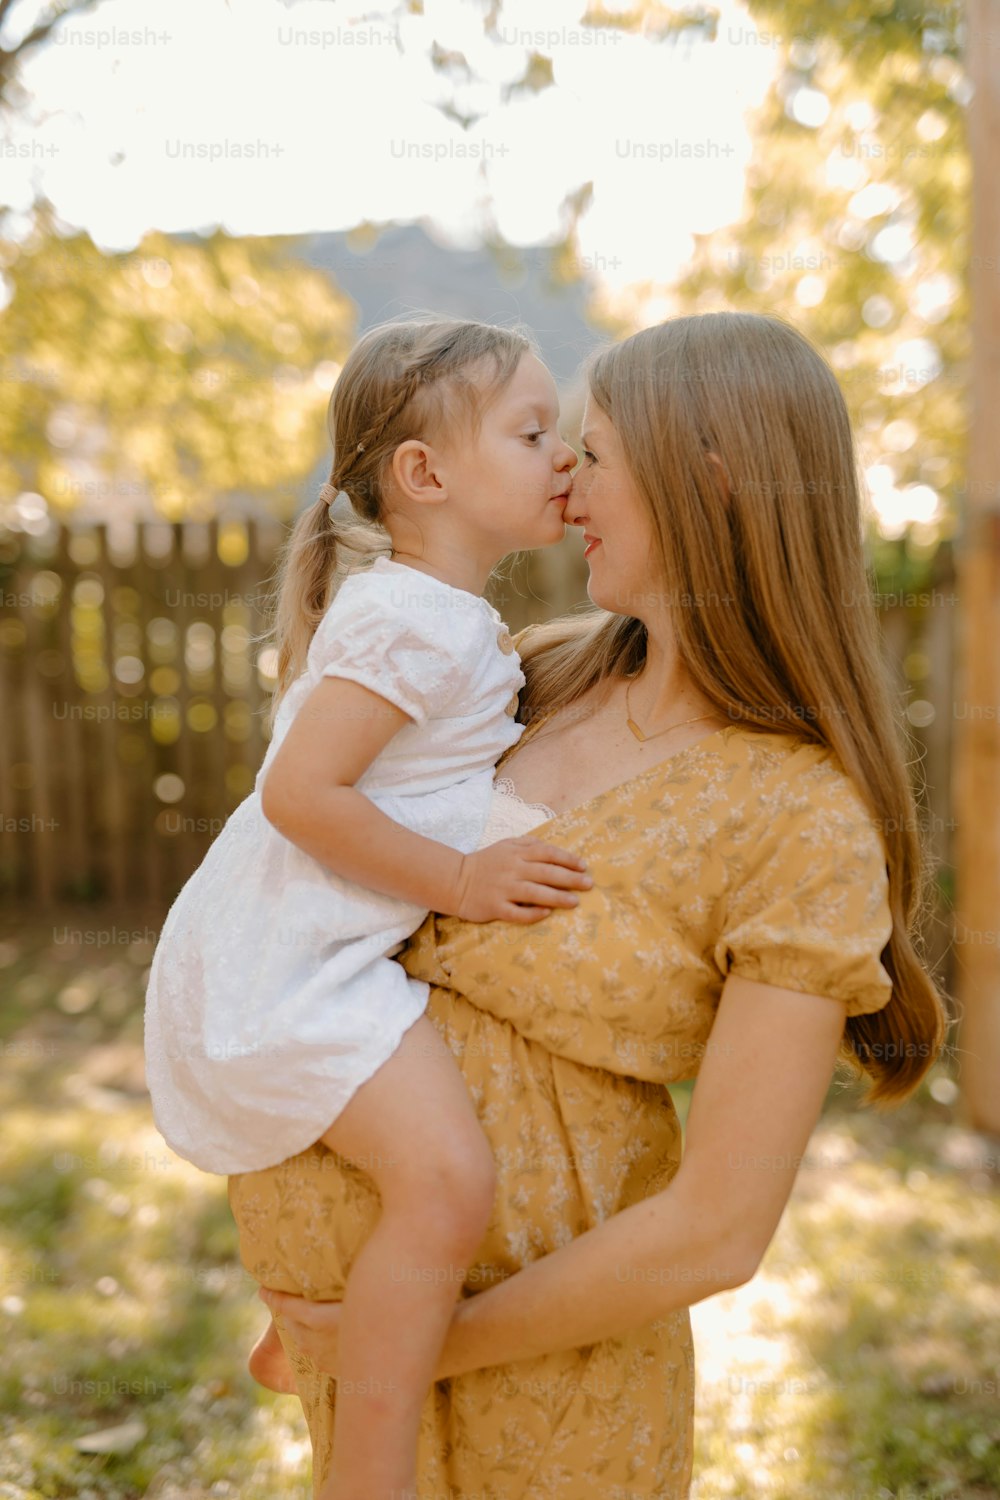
[259,1287,295,1312]
[257,1289,345,1376]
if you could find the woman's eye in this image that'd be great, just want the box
[582,449,596,464]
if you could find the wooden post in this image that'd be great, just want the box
[954,0,1000,1133]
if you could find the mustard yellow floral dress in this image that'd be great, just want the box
[229,720,894,1499]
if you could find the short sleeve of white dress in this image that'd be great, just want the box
[308,567,468,725]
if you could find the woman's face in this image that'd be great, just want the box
[564,396,659,619]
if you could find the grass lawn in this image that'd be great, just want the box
[1,909,998,1499]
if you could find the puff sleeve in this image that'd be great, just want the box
[308,573,466,727]
[712,758,894,1017]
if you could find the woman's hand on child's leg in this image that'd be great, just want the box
[259,1287,344,1378]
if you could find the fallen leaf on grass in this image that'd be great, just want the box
[74,1416,147,1454]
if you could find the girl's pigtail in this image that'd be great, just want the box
[262,480,388,728]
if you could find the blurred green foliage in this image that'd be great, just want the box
[675,0,967,591]
[0,201,355,520]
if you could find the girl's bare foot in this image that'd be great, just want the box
[248,1315,297,1394]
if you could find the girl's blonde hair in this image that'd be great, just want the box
[516,311,948,1106]
[265,315,534,720]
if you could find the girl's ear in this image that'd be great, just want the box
[389,439,449,507]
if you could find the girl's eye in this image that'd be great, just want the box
[523,431,544,443]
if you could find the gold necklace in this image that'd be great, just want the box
[624,676,718,744]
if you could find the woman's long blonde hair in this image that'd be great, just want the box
[517,311,948,1106]
[264,315,533,724]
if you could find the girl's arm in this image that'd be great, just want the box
[260,675,589,920]
[262,973,849,1377]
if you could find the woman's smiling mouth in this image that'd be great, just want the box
[583,533,602,558]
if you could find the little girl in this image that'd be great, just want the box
[143,316,590,1500]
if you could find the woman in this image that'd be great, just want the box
[230,311,948,1499]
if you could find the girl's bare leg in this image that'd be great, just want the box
[315,1013,496,1500]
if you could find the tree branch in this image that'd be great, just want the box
[0,0,106,100]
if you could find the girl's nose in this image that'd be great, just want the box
[563,474,589,527]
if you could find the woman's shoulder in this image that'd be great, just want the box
[716,723,880,847]
[705,726,893,1016]
[722,720,861,781]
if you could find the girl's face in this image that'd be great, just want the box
[564,396,659,619]
[441,353,577,556]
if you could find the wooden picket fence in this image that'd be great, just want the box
[0,519,286,908]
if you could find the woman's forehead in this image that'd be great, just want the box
[581,397,614,441]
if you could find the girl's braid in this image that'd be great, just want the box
[333,346,451,501]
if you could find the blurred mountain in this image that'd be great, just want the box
[290,221,601,386]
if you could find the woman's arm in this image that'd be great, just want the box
[262,972,849,1378]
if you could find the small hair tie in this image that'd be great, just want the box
[356,442,365,453]
[319,482,349,514]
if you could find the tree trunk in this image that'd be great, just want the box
[954,0,1000,1134]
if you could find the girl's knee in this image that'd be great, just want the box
[446,1137,497,1236]
[383,1134,496,1246]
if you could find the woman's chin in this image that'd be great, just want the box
[583,557,656,616]
[584,574,615,611]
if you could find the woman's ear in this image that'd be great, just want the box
[389,439,448,508]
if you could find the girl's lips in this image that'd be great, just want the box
[583,536,602,559]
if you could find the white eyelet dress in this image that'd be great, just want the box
[143,557,537,1175]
